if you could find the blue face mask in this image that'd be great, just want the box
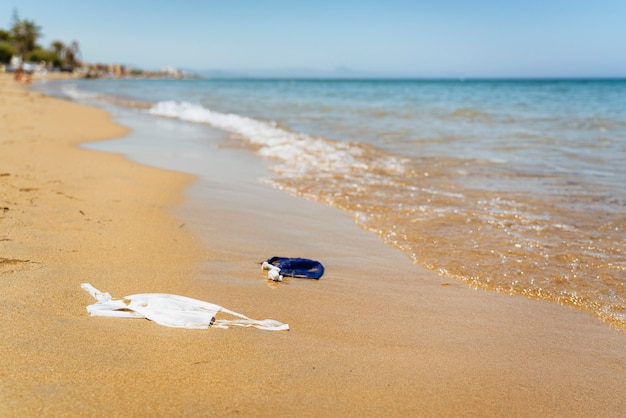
[262,257,325,282]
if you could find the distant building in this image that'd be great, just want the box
[161,67,182,78]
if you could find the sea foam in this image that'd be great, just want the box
[148,101,405,176]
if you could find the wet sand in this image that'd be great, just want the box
[1,73,625,417]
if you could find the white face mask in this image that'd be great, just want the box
[81,283,289,331]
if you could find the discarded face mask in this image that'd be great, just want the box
[81,283,289,331]
[261,257,325,282]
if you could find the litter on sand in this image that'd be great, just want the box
[81,283,289,331]
[261,257,325,282]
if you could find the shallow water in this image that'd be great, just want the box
[38,78,626,328]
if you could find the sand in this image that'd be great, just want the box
[1,73,625,417]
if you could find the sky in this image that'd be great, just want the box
[2,0,626,78]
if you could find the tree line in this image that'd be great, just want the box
[0,11,80,69]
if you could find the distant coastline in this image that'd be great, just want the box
[76,63,200,79]
[1,61,201,80]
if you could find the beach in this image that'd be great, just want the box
[1,73,625,416]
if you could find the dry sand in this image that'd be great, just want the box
[1,73,625,417]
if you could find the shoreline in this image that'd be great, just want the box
[1,73,625,416]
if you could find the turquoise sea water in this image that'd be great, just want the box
[39,78,626,328]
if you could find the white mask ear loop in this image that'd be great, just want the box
[262,261,283,281]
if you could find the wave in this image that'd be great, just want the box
[148,101,406,177]
[56,83,101,101]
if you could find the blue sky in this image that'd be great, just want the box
[2,0,625,77]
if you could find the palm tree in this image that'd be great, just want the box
[51,40,65,56]
[10,12,42,57]
[63,40,81,68]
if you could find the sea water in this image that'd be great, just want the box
[38,78,626,328]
